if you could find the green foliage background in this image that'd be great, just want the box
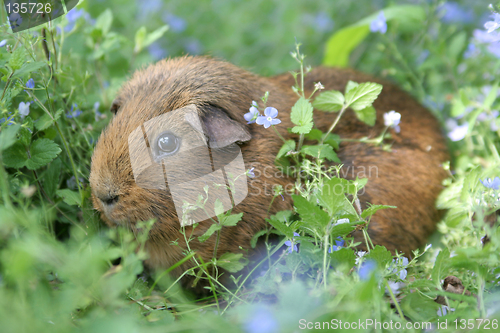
[1,0,500,332]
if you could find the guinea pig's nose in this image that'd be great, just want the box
[98,194,119,206]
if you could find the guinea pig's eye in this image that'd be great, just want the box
[155,132,180,156]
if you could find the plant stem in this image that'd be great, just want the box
[271,125,287,143]
[384,279,406,322]
[321,105,347,145]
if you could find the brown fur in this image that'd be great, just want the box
[89,56,449,285]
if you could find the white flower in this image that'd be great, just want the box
[314,82,325,90]
[448,123,468,141]
[18,102,30,118]
[383,110,401,133]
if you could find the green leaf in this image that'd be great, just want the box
[330,222,356,238]
[431,248,450,284]
[35,109,63,131]
[313,90,344,112]
[345,82,383,111]
[447,31,467,62]
[9,47,26,71]
[276,140,296,159]
[317,178,351,216]
[266,217,294,238]
[221,212,243,227]
[143,25,169,49]
[217,252,248,273]
[345,81,359,94]
[361,204,397,219]
[95,9,113,36]
[292,195,330,230]
[25,139,61,170]
[2,142,27,168]
[250,230,268,248]
[401,292,440,322]
[43,158,61,198]
[11,61,46,79]
[134,26,147,53]
[450,95,465,118]
[198,223,222,242]
[324,25,370,68]
[483,82,499,110]
[323,5,426,67]
[214,198,224,220]
[305,129,340,149]
[0,124,20,151]
[290,97,314,134]
[330,247,356,271]
[56,189,81,206]
[301,144,341,162]
[364,245,392,268]
[353,105,376,126]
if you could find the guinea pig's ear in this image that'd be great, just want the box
[187,105,251,148]
[110,99,121,115]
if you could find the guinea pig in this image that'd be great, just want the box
[89,56,449,284]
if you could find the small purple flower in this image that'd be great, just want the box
[370,11,387,34]
[284,232,300,253]
[0,116,15,126]
[464,43,478,59]
[480,177,500,190]
[485,13,500,33]
[256,107,281,128]
[247,167,255,178]
[0,40,7,47]
[244,306,279,333]
[438,2,474,24]
[66,103,82,118]
[383,110,401,133]
[392,257,409,280]
[474,29,500,44]
[65,8,93,32]
[358,260,377,281]
[19,102,30,119]
[244,105,260,124]
[26,79,34,89]
[162,13,187,33]
[328,237,345,253]
[148,42,168,60]
[448,123,468,141]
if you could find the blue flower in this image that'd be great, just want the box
[0,40,7,47]
[480,177,500,190]
[328,237,344,253]
[246,167,255,178]
[284,232,300,253]
[256,107,281,128]
[447,123,468,141]
[383,110,401,133]
[244,105,260,124]
[148,42,168,60]
[65,8,93,32]
[162,13,187,33]
[370,11,387,34]
[485,13,500,33]
[184,39,202,55]
[66,103,82,118]
[0,116,14,126]
[9,12,22,29]
[244,306,278,333]
[26,79,34,89]
[438,2,474,24]
[392,257,409,280]
[358,260,377,281]
[18,102,30,119]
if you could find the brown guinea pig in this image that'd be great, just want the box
[89,56,449,283]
